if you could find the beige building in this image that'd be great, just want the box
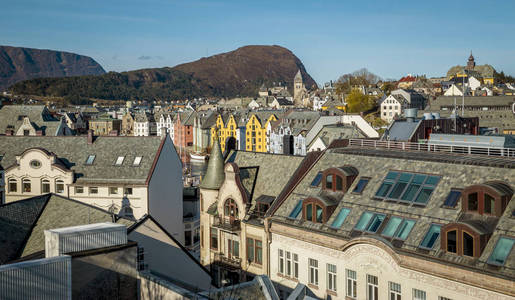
[199,137,303,286]
[89,116,122,136]
[121,112,135,136]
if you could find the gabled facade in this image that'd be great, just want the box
[0,105,72,136]
[156,113,174,138]
[211,113,239,152]
[245,112,277,153]
[121,112,135,136]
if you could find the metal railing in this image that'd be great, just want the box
[348,139,515,158]
[213,216,241,231]
[213,252,241,269]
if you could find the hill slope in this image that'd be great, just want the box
[0,46,105,91]
[9,45,316,101]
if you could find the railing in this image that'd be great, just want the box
[348,139,515,158]
[213,252,241,269]
[213,216,241,231]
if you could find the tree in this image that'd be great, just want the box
[334,68,381,95]
[345,89,375,113]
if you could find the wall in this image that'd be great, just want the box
[128,218,212,291]
[270,232,513,300]
[148,135,184,244]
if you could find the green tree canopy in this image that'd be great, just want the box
[345,88,375,113]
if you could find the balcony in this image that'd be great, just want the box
[213,216,241,232]
[213,252,241,269]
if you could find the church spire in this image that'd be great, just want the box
[200,131,225,190]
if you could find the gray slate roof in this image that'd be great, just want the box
[0,105,62,135]
[0,135,163,184]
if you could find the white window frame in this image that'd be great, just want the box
[327,263,337,292]
[389,282,401,300]
[75,186,84,194]
[133,156,143,166]
[278,249,284,275]
[286,251,292,277]
[293,253,299,279]
[55,179,65,194]
[115,156,124,166]
[308,258,318,286]
[346,269,357,298]
[413,289,426,300]
[89,186,98,194]
[367,274,378,300]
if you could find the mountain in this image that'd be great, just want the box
[8,45,316,101]
[0,46,105,91]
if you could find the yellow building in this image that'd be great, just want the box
[210,113,238,152]
[321,98,347,112]
[245,112,277,153]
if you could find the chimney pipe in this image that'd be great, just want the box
[87,129,94,144]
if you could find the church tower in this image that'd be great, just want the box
[467,51,476,70]
[293,70,304,105]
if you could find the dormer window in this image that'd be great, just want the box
[302,198,334,224]
[321,166,358,193]
[461,182,513,217]
[441,223,486,258]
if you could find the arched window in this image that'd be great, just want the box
[463,232,474,257]
[484,193,495,215]
[447,230,457,253]
[224,199,238,219]
[303,198,329,224]
[462,182,512,217]
[22,178,31,193]
[8,178,17,193]
[322,167,358,193]
[55,179,65,194]
[42,179,50,193]
[325,175,333,189]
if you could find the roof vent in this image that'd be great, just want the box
[44,223,127,258]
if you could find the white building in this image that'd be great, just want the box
[380,94,404,122]
[0,132,185,243]
[134,112,154,136]
[156,113,174,138]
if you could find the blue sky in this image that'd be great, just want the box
[2,0,515,84]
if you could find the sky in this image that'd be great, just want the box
[2,0,515,84]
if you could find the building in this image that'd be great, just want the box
[447,52,495,85]
[380,94,405,122]
[245,112,277,153]
[199,139,304,286]
[294,70,307,106]
[307,123,365,152]
[134,112,155,136]
[397,75,417,89]
[89,116,121,136]
[121,112,135,136]
[211,112,240,152]
[0,105,72,136]
[267,140,514,299]
[156,112,174,138]
[174,111,195,149]
[193,110,217,153]
[0,132,184,242]
[63,112,87,133]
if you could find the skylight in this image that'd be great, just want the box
[419,224,441,249]
[115,156,124,166]
[382,217,415,240]
[310,172,322,187]
[443,190,461,208]
[352,178,370,194]
[355,212,385,233]
[330,208,350,229]
[487,237,514,266]
[288,200,303,219]
[85,155,96,165]
[375,171,440,205]
[133,156,142,166]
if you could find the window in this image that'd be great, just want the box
[75,186,84,194]
[8,179,17,193]
[443,190,461,208]
[488,237,515,266]
[335,175,343,191]
[293,253,299,278]
[375,171,440,205]
[113,156,124,166]
[420,224,441,249]
[210,228,218,250]
[185,230,192,246]
[85,155,96,165]
[55,180,64,194]
[109,187,118,195]
[331,208,350,229]
[308,258,318,286]
[468,193,478,211]
[247,238,262,264]
[366,274,378,300]
[22,179,31,193]
[484,193,495,215]
[355,212,385,233]
[304,201,324,223]
[382,217,415,240]
[288,200,303,219]
[311,172,322,187]
[42,179,50,193]
[89,186,98,194]
[438,297,452,300]
[352,178,369,194]
[412,289,426,300]
[447,230,457,253]
[327,263,337,292]
[278,249,284,274]
[124,187,133,195]
[228,239,239,258]
[463,232,474,256]
[346,269,357,298]
[194,228,200,244]
[286,251,292,277]
[29,160,41,169]
[389,282,401,300]
[224,199,238,218]
[326,174,333,189]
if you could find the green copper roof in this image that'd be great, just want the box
[200,135,225,190]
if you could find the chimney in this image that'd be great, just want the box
[87,129,94,144]
[108,130,119,136]
[36,130,43,136]
[5,129,14,136]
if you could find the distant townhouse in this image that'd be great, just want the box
[121,112,135,136]
[307,123,364,152]
[245,111,277,153]
[193,110,217,153]
[174,111,195,149]
[89,115,122,136]
[210,112,241,153]
[156,112,174,138]
[63,112,87,133]
[134,112,155,136]
[0,105,72,136]
[267,141,514,300]
[397,74,417,89]
[0,132,185,242]
[380,89,427,122]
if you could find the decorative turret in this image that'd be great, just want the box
[200,132,225,190]
[467,51,476,70]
